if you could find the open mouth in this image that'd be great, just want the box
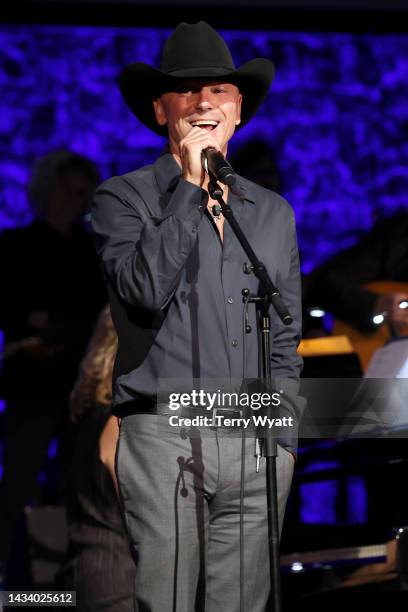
[190,120,219,131]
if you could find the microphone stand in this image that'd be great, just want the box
[208,177,292,612]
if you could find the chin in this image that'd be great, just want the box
[213,133,227,150]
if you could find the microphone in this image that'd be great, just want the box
[202,147,236,187]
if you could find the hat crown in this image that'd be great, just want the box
[119,21,275,136]
[160,21,235,75]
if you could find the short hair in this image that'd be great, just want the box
[28,149,100,217]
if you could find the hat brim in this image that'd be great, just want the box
[119,58,275,136]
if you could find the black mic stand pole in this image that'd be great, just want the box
[207,177,292,612]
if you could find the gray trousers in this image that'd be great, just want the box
[116,415,294,612]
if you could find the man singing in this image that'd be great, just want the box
[92,21,303,612]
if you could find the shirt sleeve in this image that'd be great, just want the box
[270,206,303,380]
[270,206,305,456]
[91,175,207,313]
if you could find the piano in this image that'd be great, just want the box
[281,526,407,584]
[280,436,408,610]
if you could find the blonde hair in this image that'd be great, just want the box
[70,305,118,423]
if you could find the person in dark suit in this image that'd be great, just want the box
[92,22,303,611]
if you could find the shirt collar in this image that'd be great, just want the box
[229,176,256,205]
[153,151,256,205]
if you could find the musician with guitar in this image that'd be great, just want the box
[304,212,408,370]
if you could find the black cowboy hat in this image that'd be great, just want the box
[119,21,275,136]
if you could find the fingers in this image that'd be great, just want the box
[179,127,220,186]
[180,126,221,149]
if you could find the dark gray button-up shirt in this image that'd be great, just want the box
[92,153,303,445]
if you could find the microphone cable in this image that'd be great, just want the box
[173,452,194,612]
[238,294,252,612]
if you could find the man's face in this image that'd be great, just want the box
[46,171,95,223]
[153,80,242,156]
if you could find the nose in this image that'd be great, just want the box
[195,87,215,111]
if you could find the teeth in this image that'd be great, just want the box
[191,120,219,127]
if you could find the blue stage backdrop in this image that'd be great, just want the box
[1,25,407,271]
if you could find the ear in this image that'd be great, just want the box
[153,98,167,126]
[235,93,243,125]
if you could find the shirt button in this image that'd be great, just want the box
[227,297,234,304]
[223,255,228,261]
[192,224,198,233]
[232,339,238,347]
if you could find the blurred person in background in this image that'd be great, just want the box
[304,212,408,333]
[57,305,134,612]
[303,211,408,369]
[230,138,283,193]
[0,149,106,577]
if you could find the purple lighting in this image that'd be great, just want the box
[347,476,368,524]
[47,438,58,460]
[1,25,407,271]
[300,481,339,525]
